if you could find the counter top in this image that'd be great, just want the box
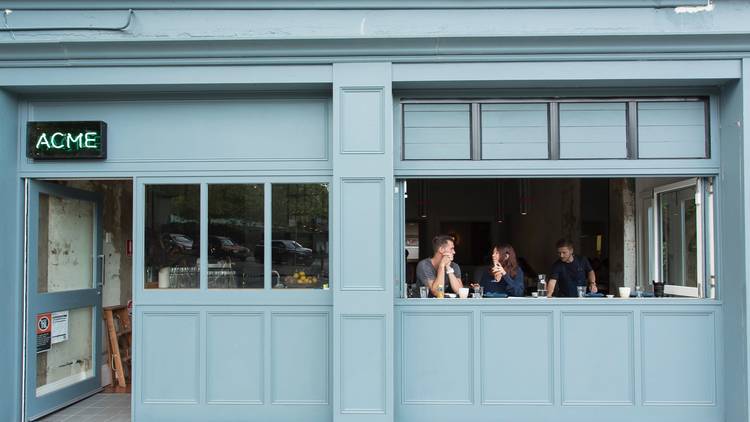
[395,297,720,306]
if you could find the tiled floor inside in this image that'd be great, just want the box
[37,393,131,422]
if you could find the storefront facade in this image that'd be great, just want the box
[1,1,749,422]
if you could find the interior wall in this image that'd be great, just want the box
[62,180,133,308]
[405,179,612,287]
[0,90,20,421]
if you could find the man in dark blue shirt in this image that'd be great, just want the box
[547,239,597,297]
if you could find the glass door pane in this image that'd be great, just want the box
[659,187,698,288]
[654,178,703,297]
[36,306,94,397]
[37,193,95,293]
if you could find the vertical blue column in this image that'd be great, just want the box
[332,63,394,421]
[0,89,20,421]
[718,60,749,422]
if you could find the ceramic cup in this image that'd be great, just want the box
[458,287,470,299]
[619,287,631,298]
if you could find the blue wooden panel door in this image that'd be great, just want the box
[25,181,103,421]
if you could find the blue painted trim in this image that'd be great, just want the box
[0,90,20,422]
[25,181,104,421]
[3,35,750,66]
[0,1,708,10]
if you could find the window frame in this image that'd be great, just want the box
[136,176,332,305]
[652,177,715,298]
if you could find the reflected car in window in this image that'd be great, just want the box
[254,240,313,265]
[162,233,194,252]
[208,235,251,261]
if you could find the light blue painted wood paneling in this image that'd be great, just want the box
[206,312,264,404]
[481,103,549,159]
[134,306,332,422]
[332,62,394,422]
[559,102,627,159]
[561,312,634,405]
[401,312,473,404]
[341,89,384,153]
[141,312,201,403]
[641,312,716,405]
[27,98,330,163]
[271,312,330,404]
[395,304,724,422]
[340,178,385,290]
[638,102,707,159]
[340,315,387,413]
[0,90,20,422]
[480,312,553,404]
[396,302,722,422]
[403,103,470,160]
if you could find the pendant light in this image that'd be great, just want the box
[495,179,505,223]
[418,180,428,219]
[519,179,531,216]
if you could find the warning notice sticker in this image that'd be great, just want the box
[36,313,52,353]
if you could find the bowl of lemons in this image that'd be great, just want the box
[284,270,320,288]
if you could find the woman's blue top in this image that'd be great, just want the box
[479,266,525,297]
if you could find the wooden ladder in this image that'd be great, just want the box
[103,305,132,391]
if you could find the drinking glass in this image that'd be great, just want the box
[577,285,586,297]
[635,285,643,298]
[419,286,428,298]
[473,285,484,298]
[537,274,547,297]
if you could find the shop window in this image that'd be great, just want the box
[144,185,200,289]
[207,184,264,289]
[271,184,329,289]
[398,178,715,299]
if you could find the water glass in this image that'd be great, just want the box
[635,285,643,298]
[419,286,428,298]
[577,285,586,297]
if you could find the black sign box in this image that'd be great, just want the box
[27,121,107,160]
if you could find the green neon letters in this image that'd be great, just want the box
[27,121,107,160]
[35,131,100,151]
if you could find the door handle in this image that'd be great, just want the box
[97,254,105,293]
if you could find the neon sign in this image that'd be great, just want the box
[27,121,107,160]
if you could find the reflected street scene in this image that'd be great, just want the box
[271,184,329,289]
[208,184,264,288]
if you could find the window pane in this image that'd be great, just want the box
[659,187,698,288]
[208,184,264,289]
[37,193,94,293]
[36,306,94,396]
[271,184,329,289]
[144,185,200,289]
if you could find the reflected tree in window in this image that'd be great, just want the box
[270,184,329,289]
